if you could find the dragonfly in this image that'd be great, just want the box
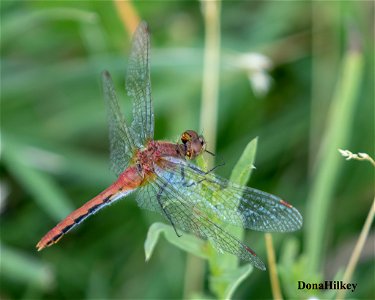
[36,21,302,270]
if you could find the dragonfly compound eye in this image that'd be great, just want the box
[181,132,191,144]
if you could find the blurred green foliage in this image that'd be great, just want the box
[1,1,373,299]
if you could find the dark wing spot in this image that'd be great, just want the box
[280,199,293,208]
[245,245,257,256]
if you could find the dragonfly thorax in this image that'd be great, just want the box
[134,133,206,176]
[135,141,161,174]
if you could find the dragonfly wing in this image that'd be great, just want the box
[156,157,303,232]
[136,183,164,214]
[144,173,266,270]
[126,21,154,144]
[102,71,139,176]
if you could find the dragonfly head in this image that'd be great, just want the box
[180,130,206,159]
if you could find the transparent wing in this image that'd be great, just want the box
[126,21,154,144]
[136,183,164,214]
[141,173,266,270]
[102,71,139,176]
[154,157,303,233]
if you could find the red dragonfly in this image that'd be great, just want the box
[36,22,302,270]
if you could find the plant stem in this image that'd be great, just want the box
[335,198,375,299]
[183,1,221,297]
[182,254,205,298]
[265,233,283,300]
[199,0,221,169]
[114,0,140,34]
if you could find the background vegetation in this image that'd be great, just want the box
[1,1,373,299]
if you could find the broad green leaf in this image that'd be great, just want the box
[144,222,209,261]
[230,137,258,185]
[209,137,258,298]
[210,264,253,299]
[196,154,208,172]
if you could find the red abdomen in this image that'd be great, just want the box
[36,166,143,251]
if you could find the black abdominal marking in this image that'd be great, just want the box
[62,224,74,233]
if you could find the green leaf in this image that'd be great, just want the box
[196,154,208,172]
[230,137,258,185]
[210,264,253,299]
[208,137,259,298]
[144,222,209,261]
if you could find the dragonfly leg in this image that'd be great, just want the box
[192,161,225,175]
[182,162,225,188]
[207,161,225,173]
[156,179,182,237]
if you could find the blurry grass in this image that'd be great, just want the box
[185,1,221,297]
[0,244,54,290]
[305,30,364,275]
[2,135,74,221]
[1,7,98,45]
